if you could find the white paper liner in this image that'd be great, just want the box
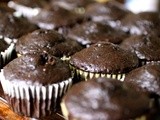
[70,65,126,81]
[0,38,15,68]
[0,70,72,118]
[140,60,160,66]
[8,1,40,18]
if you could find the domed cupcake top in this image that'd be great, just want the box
[16,29,65,55]
[3,53,71,85]
[85,0,130,22]
[0,13,37,39]
[70,42,139,74]
[29,6,85,30]
[120,34,160,61]
[124,64,160,96]
[62,77,150,120]
[68,21,127,46]
[16,29,83,57]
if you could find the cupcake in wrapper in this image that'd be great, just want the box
[0,53,73,118]
[124,64,160,117]
[0,13,37,43]
[15,29,83,62]
[67,21,128,47]
[0,37,15,69]
[120,34,160,66]
[61,77,150,120]
[69,42,139,81]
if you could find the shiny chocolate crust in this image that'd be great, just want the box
[62,77,150,120]
[70,42,139,74]
[3,53,71,85]
[16,29,83,57]
[85,1,130,23]
[0,13,37,39]
[68,21,127,46]
[118,13,158,35]
[120,34,160,61]
[16,29,65,55]
[29,7,85,30]
[124,64,160,96]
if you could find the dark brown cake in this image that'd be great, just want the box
[68,21,127,46]
[117,12,160,35]
[120,34,160,65]
[0,2,15,14]
[16,29,83,59]
[124,64,160,119]
[29,6,86,31]
[124,64,160,97]
[85,0,131,27]
[0,53,73,118]
[0,13,38,40]
[61,77,150,120]
[69,42,139,80]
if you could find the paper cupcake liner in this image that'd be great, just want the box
[70,65,125,81]
[8,1,40,18]
[0,70,72,118]
[140,59,160,66]
[60,56,71,62]
[0,40,15,69]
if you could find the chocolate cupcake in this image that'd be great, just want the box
[15,29,83,61]
[29,6,86,32]
[0,13,37,42]
[69,42,139,81]
[8,0,48,18]
[120,34,160,65]
[61,77,150,120]
[68,21,127,46]
[0,53,73,118]
[85,0,131,28]
[124,64,160,118]
[117,12,160,35]
[124,64,160,102]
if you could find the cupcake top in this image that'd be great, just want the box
[85,1,130,25]
[62,77,150,120]
[120,34,160,61]
[124,64,160,96]
[29,6,85,30]
[0,13,37,39]
[68,21,127,46]
[70,42,139,74]
[16,29,83,57]
[3,53,71,85]
[118,12,159,35]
